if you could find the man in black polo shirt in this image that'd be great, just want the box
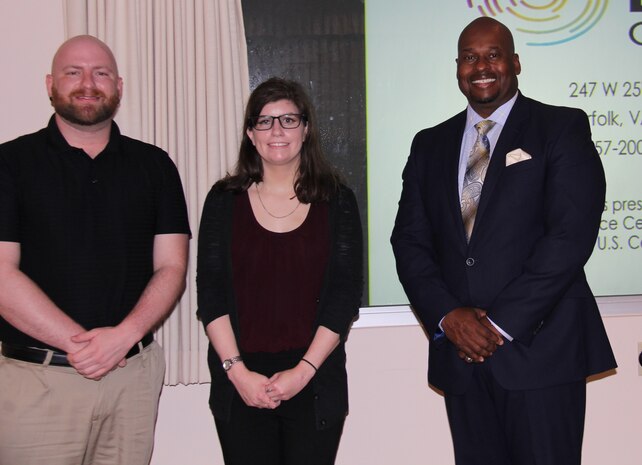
[0,36,190,464]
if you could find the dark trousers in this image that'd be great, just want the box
[445,362,586,465]
[215,384,344,465]
[214,350,344,465]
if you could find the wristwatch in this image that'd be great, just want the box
[222,355,243,371]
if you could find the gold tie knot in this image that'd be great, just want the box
[475,119,495,137]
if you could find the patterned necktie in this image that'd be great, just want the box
[461,120,496,241]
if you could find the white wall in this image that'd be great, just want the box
[0,0,64,142]
[1,3,640,465]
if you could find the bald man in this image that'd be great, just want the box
[392,18,616,465]
[0,36,190,465]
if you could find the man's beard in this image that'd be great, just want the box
[51,87,120,126]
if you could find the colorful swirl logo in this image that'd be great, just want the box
[466,0,609,46]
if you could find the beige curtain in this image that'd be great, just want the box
[62,0,250,384]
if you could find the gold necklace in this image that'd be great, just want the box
[255,183,301,219]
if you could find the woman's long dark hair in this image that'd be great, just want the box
[214,77,341,203]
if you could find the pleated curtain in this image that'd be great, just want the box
[62,0,250,384]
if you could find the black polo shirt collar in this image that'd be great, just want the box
[44,114,122,159]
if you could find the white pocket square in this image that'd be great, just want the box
[505,148,532,167]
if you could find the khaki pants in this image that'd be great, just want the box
[0,341,165,465]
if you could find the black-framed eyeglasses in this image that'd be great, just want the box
[249,114,306,131]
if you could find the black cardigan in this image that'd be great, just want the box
[196,184,363,429]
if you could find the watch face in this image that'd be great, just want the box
[223,356,241,371]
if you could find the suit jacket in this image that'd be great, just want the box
[391,93,617,395]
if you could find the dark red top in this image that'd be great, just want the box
[232,192,330,353]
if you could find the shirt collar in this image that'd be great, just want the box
[45,114,122,156]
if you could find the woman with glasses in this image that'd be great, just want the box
[197,77,363,465]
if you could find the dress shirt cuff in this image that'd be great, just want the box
[487,316,513,341]
[434,317,446,341]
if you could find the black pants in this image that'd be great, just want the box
[445,362,586,465]
[214,352,345,465]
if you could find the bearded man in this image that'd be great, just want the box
[0,35,190,465]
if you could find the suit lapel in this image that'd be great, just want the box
[472,95,530,239]
[445,112,468,243]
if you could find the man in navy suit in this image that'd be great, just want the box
[391,17,616,465]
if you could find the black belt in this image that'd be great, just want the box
[1,334,153,367]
